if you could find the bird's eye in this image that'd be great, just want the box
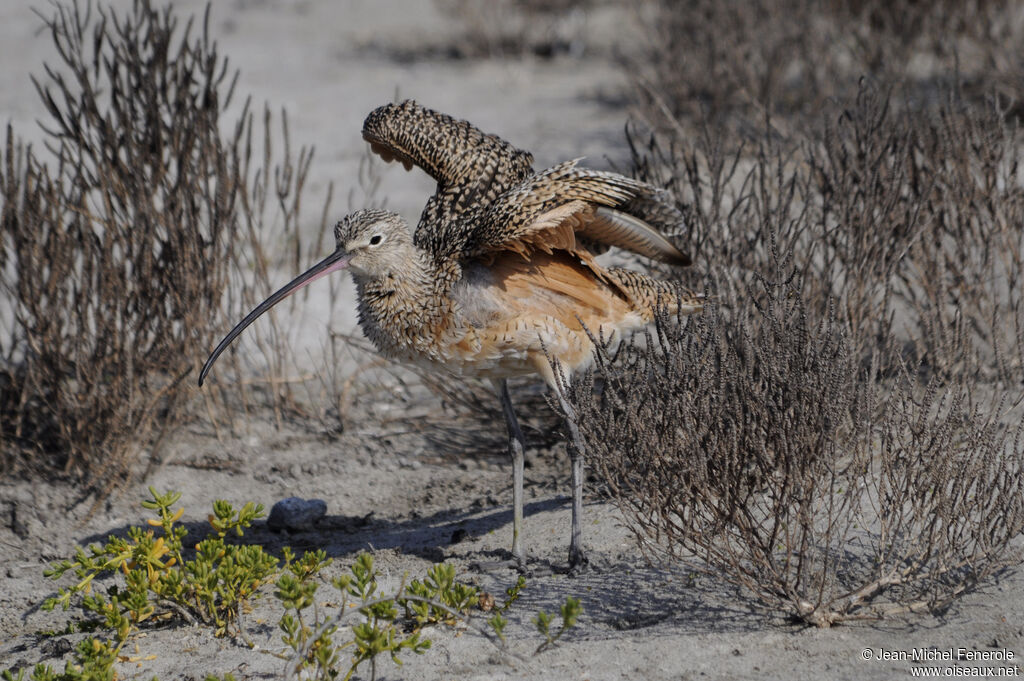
[369,234,383,246]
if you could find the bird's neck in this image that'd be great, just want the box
[352,248,456,358]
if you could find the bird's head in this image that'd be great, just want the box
[333,208,413,280]
[197,208,411,386]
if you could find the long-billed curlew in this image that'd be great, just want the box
[199,100,701,572]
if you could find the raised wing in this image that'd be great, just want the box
[363,102,691,267]
[362,100,535,237]
[450,160,691,266]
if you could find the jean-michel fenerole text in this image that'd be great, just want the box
[873,648,1016,663]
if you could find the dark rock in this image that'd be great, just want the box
[267,497,327,532]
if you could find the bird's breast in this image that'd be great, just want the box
[353,251,652,383]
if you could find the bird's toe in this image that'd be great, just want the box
[566,548,590,577]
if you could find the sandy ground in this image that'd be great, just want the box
[1,1,1023,680]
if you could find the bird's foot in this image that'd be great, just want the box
[566,547,590,577]
[470,555,559,578]
[471,553,527,575]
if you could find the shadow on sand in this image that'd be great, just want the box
[68,496,769,637]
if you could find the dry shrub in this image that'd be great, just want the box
[576,74,1024,624]
[578,274,1024,625]
[633,0,1023,140]
[593,0,1024,623]
[0,1,242,485]
[0,0,334,490]
[891,95,1024,384]
[629,81,1024,384]
[813,86,1024,385]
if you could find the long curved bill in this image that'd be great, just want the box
[198,248,352,386]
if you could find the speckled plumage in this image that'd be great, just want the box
[362,100,534,252]
[353,100,700,383]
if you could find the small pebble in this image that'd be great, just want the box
[267,497,327,531]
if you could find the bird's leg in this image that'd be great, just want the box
[554,388,589,573]
[495,379,527,571]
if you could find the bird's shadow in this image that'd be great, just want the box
[292,497,569,563]
[70,495,566,566]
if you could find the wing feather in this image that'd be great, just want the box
[583,207,691,265]
[362,100,534,229]
[361,101,692,267]
[458,162,691,265]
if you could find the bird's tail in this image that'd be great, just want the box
[603,266,704,320]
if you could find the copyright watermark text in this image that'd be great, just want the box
[860,648,1020,677]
